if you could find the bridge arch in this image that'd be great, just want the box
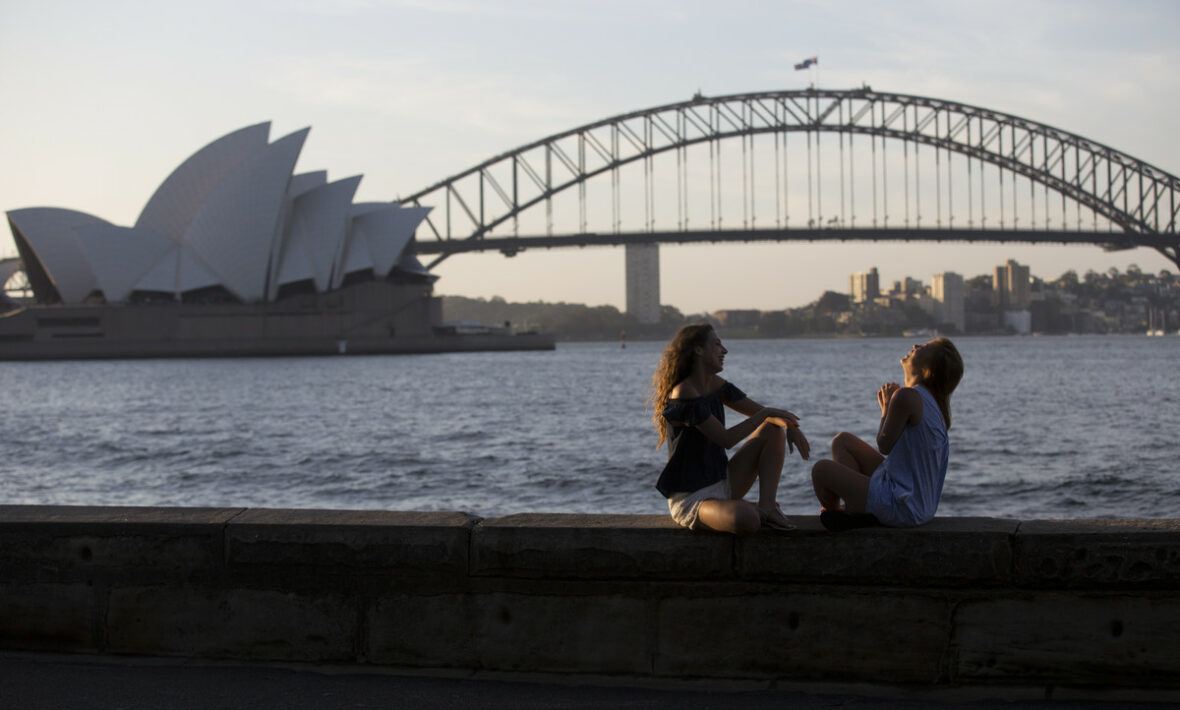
[402,88,1180,271]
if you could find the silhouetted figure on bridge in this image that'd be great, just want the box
[651,324,809,533]
[811,337,963,531]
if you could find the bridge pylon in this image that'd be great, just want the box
[625,243,660,324]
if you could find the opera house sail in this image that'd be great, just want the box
[1,123,552,358]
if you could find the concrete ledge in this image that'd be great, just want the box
[227,509,478,579]
[472,513,733,580]
[1013,518,1180,587]
[2,505,1179,690]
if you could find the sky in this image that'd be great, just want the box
[2,0,1178,314]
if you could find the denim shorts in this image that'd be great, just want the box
[667,477,731,530]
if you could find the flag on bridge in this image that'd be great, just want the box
[794,56,818,70]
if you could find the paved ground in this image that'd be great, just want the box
[0,653,1173,710]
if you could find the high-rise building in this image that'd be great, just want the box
[625,243,660,324]
[850,267,879,303]
[932,272,965,333]
[993,259,1030,310]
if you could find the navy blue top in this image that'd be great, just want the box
[655,381,747,498]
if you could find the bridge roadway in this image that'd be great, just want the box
[410,227,1179,257]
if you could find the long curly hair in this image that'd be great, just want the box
[649,323,715,448]
[917,337,964,429]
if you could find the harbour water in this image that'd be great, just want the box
[1,335,1177,520]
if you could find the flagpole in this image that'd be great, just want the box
[794,56,819,88]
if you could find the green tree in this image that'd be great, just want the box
[1054,270,1079,291]
[966,274,992,290]
[814,290,850,314]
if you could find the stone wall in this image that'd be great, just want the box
[2,505,1178,690]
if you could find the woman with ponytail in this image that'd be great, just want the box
[811,337,964,531]
[651,324,810,533]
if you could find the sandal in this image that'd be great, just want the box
[759,504,797,531]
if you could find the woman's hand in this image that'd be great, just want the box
[877,382,900,417]
[761,407,800,429]
[787,426,811,460]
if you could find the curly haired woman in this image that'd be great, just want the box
[651,323,810,534]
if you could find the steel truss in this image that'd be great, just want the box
[401,88,1180,270]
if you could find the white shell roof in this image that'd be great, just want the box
[136,123,271,242]
[133,243,222,295]
[6,207,108,303]
[74,224,175,303]
[182,128,309,302]
[274,175,362,295]
[287,171,329,199]
[355,204,431,278]
[7,123,433,305]
[334,205,378,287]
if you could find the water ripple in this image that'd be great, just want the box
[1,336,1177,519]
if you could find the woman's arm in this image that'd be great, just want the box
[727,396,799,430]
[694,409,780,449]
[689,395,797,449]
[731,395,808,457]
[670,380,797,450]
[876,385,922,454]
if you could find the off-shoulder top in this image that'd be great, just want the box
[655,381,747,498]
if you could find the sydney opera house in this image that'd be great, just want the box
[1,123,550,358]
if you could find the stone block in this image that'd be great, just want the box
[953,594,1180,685]
[366,593,477,667]
[472,513,734,580]
[738,516,1017,587]
[656,587,950,682]
[0,582,96,652]
[226,509,477,580]
[0,505,244,529]
[471,592,656,674]
[0,505,242,584]
[1013,519,1180,588]
[106,586,356,661]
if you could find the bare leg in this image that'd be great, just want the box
[830,431,883,476]
[810,431,883,513]
[726,422,787,508]
[696,499,761,534]
[811,459,872,513]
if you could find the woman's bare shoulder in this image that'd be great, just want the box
[891,386,924,415]
[672,376,728,400]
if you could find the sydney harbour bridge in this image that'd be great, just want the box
[400,87,1180,322]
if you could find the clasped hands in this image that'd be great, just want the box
[878,382,901,416]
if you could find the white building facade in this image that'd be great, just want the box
[931,271,966,334]
[850,267,880,303]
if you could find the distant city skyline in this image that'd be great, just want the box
[3,0,1177,313]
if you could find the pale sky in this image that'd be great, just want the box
[2,0,1178,313]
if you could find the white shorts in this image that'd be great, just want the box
[667,477,731,530]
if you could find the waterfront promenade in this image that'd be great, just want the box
[3,505,1179,704]
[2,652,1171,709]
